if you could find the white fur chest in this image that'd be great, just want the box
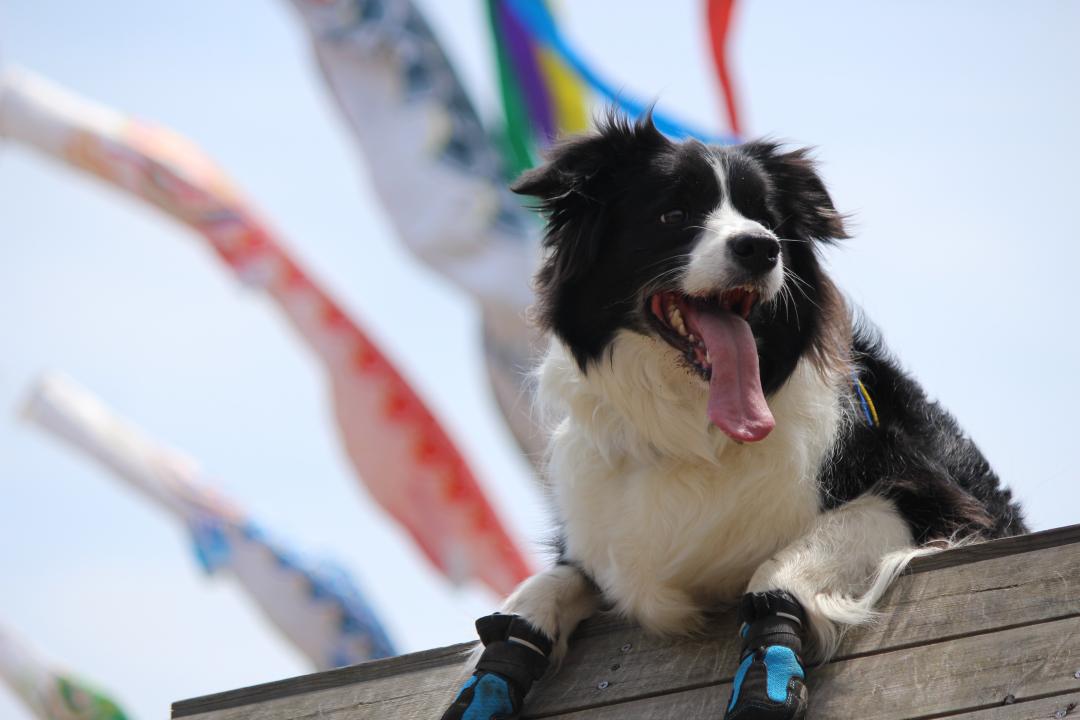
[539,333,844,634]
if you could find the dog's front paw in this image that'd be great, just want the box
[440,613,553,720]
[723,645,807,720]
[441,670,523,720]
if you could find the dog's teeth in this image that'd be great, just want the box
[668,305,688,336]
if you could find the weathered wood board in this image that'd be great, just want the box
[173,524,1080,720]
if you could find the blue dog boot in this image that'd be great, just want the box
[724,591,808,720]
[441,614,553,720]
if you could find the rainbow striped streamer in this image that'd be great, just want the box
[486,0,589,175]
[22,373,397,669]
[0,624,130,720]
[499,0,736,146]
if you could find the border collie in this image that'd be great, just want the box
[441,114,1026,720]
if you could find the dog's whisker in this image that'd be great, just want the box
[778,281,800,328]
[782,267,822,314]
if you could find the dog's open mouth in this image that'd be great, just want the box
[649,288,759,374]
[648,289,775,442]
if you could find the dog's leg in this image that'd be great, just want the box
[724,494,918,720]
[441,564,600,720]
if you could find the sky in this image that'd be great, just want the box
[0,1,1078,718]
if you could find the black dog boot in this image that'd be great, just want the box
[723,591,809,720]
[441,613,553,720]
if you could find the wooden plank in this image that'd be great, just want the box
[533,616,1080,720]
[938,692,1080,720]
[847,539,1080,656]
[531,684,727,719]
[172,643,469,717]
[174,547,1080,720]
[173,660,464,720]
[807,616,1080,719]
[522,541,1080,716]
[173,527,1080,719]
[906,523,1080,575]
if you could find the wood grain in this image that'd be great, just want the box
[906,524,1080,575]
[522,541,1080,716]
[173,616,1080,720]
[172,643,469,717]
[173,659,464,720]
[172,526,1080,720]
[937,692,1080,720]
[533,617,1080,720]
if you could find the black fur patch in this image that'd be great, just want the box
[822,324,1028,541]
[513,115,717,367]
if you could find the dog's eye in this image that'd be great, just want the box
[659,209,687,225]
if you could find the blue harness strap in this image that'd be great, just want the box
[853,372,879,427]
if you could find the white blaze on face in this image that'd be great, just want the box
[682,156,784,300]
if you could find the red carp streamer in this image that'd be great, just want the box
[707,0,743,138]
[0,68,533,597]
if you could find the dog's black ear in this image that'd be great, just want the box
[741,141,849,242]
[513,113,669,332]
[511,111,667,208]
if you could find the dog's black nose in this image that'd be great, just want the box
[728,234,780,275]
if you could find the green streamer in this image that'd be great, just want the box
[485,0,538,177]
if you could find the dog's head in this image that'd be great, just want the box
[513,114,849,443]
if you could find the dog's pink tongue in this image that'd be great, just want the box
[686,306,775,442]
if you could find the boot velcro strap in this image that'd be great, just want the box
[476,640,550,690]
[473,613,554,693]
[475,613,514,646]
[474,613,554,656]
[736,590,806,628]
[743,615,803,656]
[736,591,806,663]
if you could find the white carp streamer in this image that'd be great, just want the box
[23,373,398,669]
[0,68,533,598]
[0,623,130,720]
[285,0,547,459]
